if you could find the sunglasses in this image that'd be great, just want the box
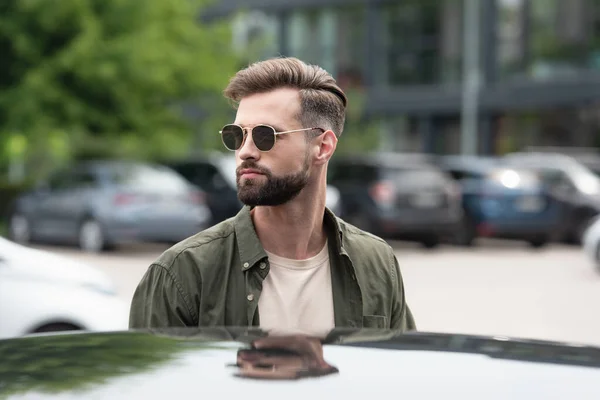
[219,124,325,152]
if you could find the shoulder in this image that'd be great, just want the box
[336,217,396,263]
[151,217,237,275]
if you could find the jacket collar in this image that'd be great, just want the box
[233,206,346,271]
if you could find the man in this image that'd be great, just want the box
[129,57,416,335]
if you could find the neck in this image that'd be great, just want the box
[251,183,327,260]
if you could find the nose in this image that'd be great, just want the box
[237,128,261,161]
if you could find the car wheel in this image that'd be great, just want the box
[573,213,597,245]
[33,322,80,333]
[421,236,440,249]
[78,219,106,253]
[9,214,31,244]
[527,236,548,249]
[455,215,477,247]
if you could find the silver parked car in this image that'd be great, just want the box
[8,160,212,252]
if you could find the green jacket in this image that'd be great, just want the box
[129,206,416,331]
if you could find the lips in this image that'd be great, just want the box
[240,169,263,175]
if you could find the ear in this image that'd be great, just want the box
[314,130,337,166]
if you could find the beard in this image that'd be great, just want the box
[236,159,310,206]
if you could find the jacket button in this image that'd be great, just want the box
[247,294,254,301]
[259,262,266,270]
[243,262,249,268]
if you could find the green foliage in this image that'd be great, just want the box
[0,0,239,175]
[0,332,238,398]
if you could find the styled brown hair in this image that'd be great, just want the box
[223,57,347,137]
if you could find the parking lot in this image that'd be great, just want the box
[36,240,600,346]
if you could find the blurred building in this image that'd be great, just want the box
[203,0,600,154]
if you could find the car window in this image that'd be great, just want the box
[444,169,484,181]
[47,171,78,191]
[71,171,98,188]
[171,163,219,188]
[328,164,379,183]
[219,157,238,189]
[537,169,569,186]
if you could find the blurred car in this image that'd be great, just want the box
[503,152,600,244]
[7,160,212,252]
[328,152,462,248]
[582,215,600,273]
[0,236,128,339]
[438,155,562,247]
[164,153,342,224]
[523,146,600,177]
[163,154,243,226]
[1,327,599,399]
[325,184,341,215]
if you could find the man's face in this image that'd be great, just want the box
[233,88,313,206]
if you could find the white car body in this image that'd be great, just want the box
[326,184,341,215]
[582,215,600,270]
[0,237,129,339]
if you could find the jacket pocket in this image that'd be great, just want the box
[362,315,387,329]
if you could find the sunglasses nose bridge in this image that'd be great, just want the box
[237,127,263,156]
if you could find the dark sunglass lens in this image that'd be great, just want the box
[252,125,276,151]
[221,125,244,150]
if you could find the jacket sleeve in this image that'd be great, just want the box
[129,263,198,329]
[390,253,417,331]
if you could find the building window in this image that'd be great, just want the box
[528,0,600,79]
[497,0,527,79]
[284,7,366,88]
[231,10,280,63]
[376,0,462,86]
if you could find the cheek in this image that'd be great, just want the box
[280,150,309,172]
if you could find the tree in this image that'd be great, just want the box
[0,0,238,175]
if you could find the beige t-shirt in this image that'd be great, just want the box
[258,241,335,337]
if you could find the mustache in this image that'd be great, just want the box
[236,161,271,176]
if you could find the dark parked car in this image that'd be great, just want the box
[7,160,211,252]
[328,153,463,248]
[1,327,599,399]
[437,155,563,247]
[503,152,600,244]
[164,154,243,226]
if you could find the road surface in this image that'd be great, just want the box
[38,240,600,346]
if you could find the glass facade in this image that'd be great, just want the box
[375,0,463,86]
[230,10,280,63]
[497,0,600,81]
[285,6,366,87]
[223,0,600,153]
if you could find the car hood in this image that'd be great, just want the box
[1,328,599,399]
[0,237,116,294]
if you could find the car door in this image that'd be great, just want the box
[196,162,239,223]
[30,170,76,240]
[33,169,97,240]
